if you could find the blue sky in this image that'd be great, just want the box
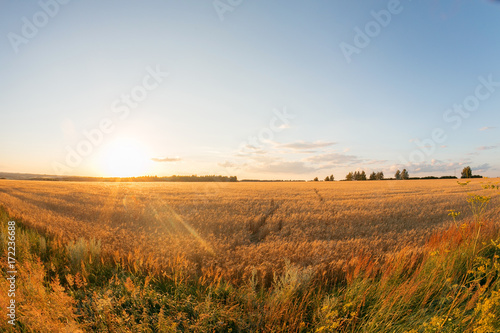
[1,0,499,179]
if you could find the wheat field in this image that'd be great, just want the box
[1,178,498,283]
[1,178,500,332]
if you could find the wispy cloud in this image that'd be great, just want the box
[237,144,267,156]
[400,159,491,175]
[474,163,493,172]
[151,157,181,162]
[248,160,317,174]
[306,152,362,165]
[365,159,388,165]
[409,159,462,173]
[479,126,496,131]
[477,145,498,151]
[277,140,336,150]
[218,161,238,168]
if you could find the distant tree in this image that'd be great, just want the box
[324,176,330,181]
[376,171,384,180]
[313,177,319,181]
[369,172,377,180]
[395,170,401,180]
[461,166,472,179]
[329,175,334,181]
[401,169,409,180]
[350,171,367,181]
[346,172,353,181]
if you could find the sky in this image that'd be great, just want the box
[1,0,500,180]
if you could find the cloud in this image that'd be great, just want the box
[364,159,388,165]
[400,159,461,174]
[277,140,336,150]
[479,126,496,131]
[474,163,493,172]
[412,164,455,173]
[248,161,317,174]
[218,161,238,168]
[477,145,498,151]
[237,144,267,156]
[306,152,362,165]
[151,157,181,162]
[286,150,320,154]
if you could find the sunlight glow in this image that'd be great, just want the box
[100,138,151,177]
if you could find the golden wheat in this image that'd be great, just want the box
[0,178,498,282]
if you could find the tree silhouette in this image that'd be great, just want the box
[461,166,472,179]
[346,171,367,181]
[401,169,409,180]
[369,171,384,180]
[395,170,401,180]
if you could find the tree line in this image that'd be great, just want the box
[344,169,407,181]
[313,166,482,182]
[38,175,239,182]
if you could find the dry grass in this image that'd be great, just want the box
[1,178,498,283]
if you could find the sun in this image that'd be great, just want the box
[99,138,151,177]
